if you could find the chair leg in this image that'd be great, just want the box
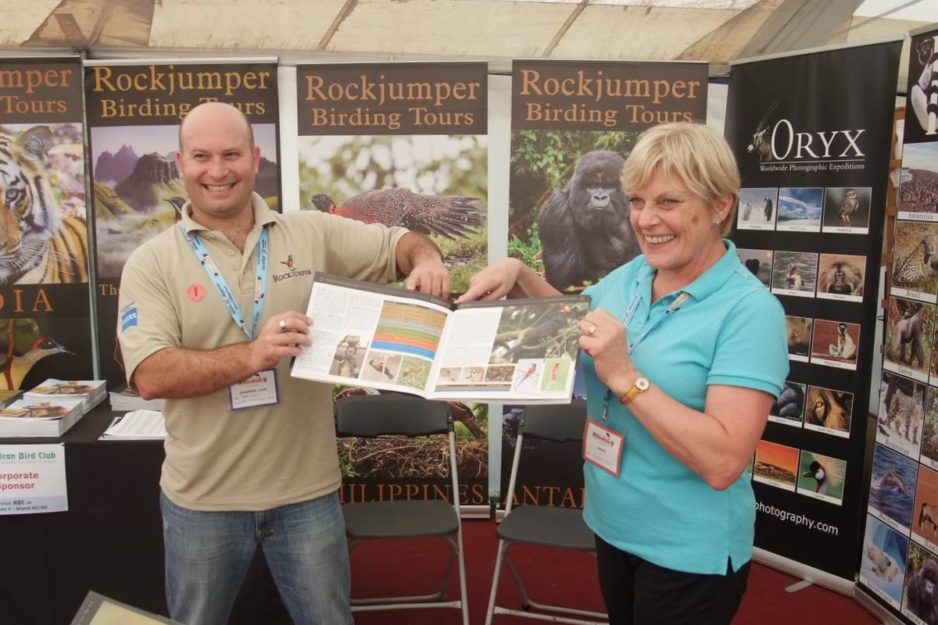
[454,527,469,625]
[485,539,509,625]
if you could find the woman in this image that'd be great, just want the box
[457,122,788,625]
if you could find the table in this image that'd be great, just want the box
[0,406,291,625]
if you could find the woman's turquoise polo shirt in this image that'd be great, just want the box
[581,240,789,575]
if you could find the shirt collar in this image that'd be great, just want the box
[179,192,277,234]
[633,239,738,304]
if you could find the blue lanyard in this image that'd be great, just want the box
[622,290,690,353]
[180,223,270,340]
[597,289,689,420]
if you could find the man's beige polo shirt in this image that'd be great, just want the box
[117,194,406,511]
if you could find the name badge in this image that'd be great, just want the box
[229,369,280,411]
[582,418,624,477]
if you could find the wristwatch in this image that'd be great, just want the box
[619,374,650,405]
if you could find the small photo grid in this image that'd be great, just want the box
[796,450,846,505]
[877,371,925,460]
[737,187,778,231]
[869,443,919,535]
[776,187,823,232]
[737,248,772,288]
[901,541,938,625]
[753,439,799,492]
[898,142,938,221]
[821,186,872,234]
[911,465,938,552]
[859,514,909,610]
[810,319,860,370]
[884,297,934,383]
[772,250,818,298]
[891,220,938,302]
[768,380,805,427]
[360,351,403,385]
[329,334,367,378]
[785,315,812,363]
[922,386,938,472]
[512,359,542,393]
[816,253,865,302]
[803,385,853,438]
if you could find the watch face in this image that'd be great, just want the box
[636,376,650,391]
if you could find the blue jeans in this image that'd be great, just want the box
[160,490,353,625]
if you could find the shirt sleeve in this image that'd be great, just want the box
[116,241,180,386]
[708,288,789,397]
[310,212,408,283]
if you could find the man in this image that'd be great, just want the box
[117,101,449,625]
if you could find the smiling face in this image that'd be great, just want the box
[177,102,260,227]
[627,171,731,290]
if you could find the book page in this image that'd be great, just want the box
[291,273,452,395]
[429,295,590,403]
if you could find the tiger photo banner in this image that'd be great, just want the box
[0,56,93,391]
[725,40,902,589]
[84,58,281,390]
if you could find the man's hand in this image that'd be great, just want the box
[406,260,451,298]
[248,312,312,371]
[396,232,450,297]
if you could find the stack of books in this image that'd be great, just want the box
[0,379,107,438]
[100,410,166,440]
[108,385,164,412]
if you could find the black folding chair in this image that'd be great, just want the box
[485,402,608,625]
[335,393,469,625]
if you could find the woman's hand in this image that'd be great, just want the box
[578,308,635,399]
[455,258,561,303]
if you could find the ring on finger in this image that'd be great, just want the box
[587,322,597,337]
[279,319,288,332]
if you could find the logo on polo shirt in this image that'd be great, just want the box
[273,254,312,283]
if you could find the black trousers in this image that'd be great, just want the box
[595,535,750,625]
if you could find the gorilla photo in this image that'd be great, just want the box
[537,150,639,291]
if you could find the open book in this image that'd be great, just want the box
[71,590,181,624]
[290,273,590,404]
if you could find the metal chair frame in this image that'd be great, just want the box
[335,394,469,625]
[485,402,608,625]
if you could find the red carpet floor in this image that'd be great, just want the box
[349,518,880,625]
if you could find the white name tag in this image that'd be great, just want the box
[582,419,624,477]
[229,369,280,411]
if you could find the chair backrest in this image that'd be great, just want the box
[335,394,452,438]
[520,400,588,443]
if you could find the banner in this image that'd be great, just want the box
[294,62,489,507]
[501,60,708,508]
[0,56,93,391]
[84,59,281,389]
[856,25,938,624]
[725,41,901,583]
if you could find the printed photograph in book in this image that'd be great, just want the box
[877,371,925,459]
[859,514,908,610]
[0,123,87,286]
[921,387,938,472]
[298,134,487,293]
[901,541,938,625]
[90,124,280,279]
[796,450,846,505]
[884,296,934,382]
[804,384,852,439]
[821,186,871,234]
[898,142,938,221]
[911,464,938,551]
[869,443,918,535]
[752,439,798,492]
[892,220,938,301]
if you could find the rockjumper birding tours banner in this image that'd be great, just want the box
[725,40,901,590]
[502,60,707,511]
[295,61,489,510]
[0,56,93,391]
[84,58,281,390]
[856,24,938,625]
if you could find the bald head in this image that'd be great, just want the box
[178,101,254,152]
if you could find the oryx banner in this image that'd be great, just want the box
[726,40,901,586]
[855,24,938,625]
[84,59,280,390]
[0,56,93,390]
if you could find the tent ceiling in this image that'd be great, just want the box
[1,0,934,87]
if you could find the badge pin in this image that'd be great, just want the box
[187,284,205,302]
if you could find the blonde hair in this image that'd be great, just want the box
[621,122,740,236]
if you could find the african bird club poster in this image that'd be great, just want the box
[84,59,281,390]
[295,62,489,509]
[0,56,93,391]
[725,41,901,588]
